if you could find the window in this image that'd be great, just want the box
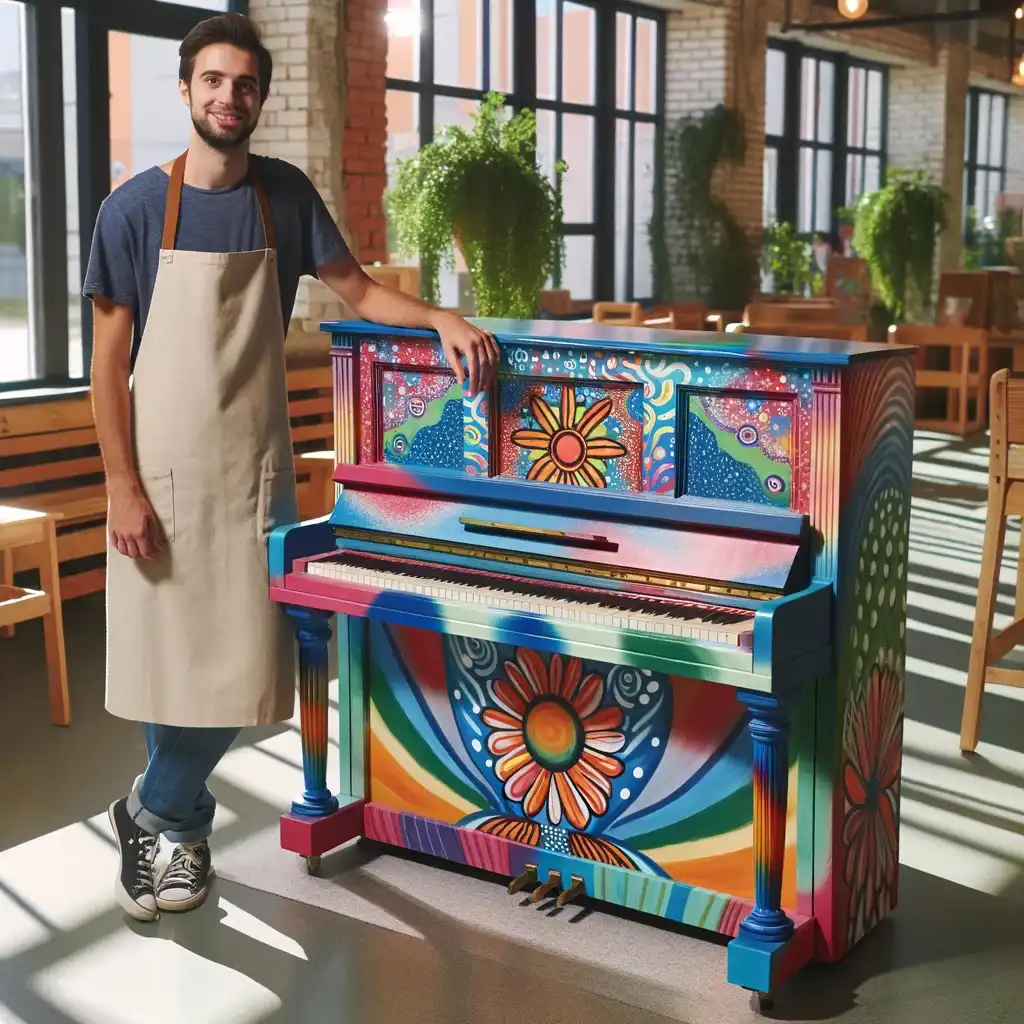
[0,1,32,385]
[964,87,1008,230]
[385,0,666,308]
[0,0,245,392]
[763,40,887,245]
[612,11,657,301]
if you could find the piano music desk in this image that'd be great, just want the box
[268,319,915,1011]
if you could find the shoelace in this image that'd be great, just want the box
[160,844,205,888]
[133,832,159,892]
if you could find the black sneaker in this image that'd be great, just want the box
[156,840,214,912]
[108,797,160,921]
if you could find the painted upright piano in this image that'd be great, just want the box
[268,318,914,1009]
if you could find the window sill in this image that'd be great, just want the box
[0,381,91,406]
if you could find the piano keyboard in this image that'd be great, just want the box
[303,551,755,647]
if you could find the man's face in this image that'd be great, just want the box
[181,43,263,151]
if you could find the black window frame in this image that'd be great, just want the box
[764,38,888,246]
[1,0,248,396]
[964,85,1009,230]
[384,0,666,306]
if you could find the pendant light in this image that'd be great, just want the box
[837,0,869,18]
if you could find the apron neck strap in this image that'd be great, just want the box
[162,150,277,251]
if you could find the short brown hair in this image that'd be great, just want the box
[178,13,273,102]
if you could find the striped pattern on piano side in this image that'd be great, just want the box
[363,802,805,940]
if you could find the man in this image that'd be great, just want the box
[85,12,498,922]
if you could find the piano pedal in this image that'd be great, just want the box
[530,870,561,904]
[507,864,538,895]
[555,874,585,908]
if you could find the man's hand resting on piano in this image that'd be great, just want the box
[432,311,500,395]
[315,253,500,395]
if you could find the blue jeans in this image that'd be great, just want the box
[126,724,240,844]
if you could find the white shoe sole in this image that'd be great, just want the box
[108,802,159,922]
[156,865,215,913]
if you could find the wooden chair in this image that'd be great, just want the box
[744,299,841,328]
[888,324,989,436]
[961,368,1024,750]
[642,302,709,330]
[593,302,642,326]
[0,506,70,725]
[736,323,868,342]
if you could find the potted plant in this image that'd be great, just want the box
[763,221,822,296]
[384,91,566,318]
[851,169,948,322]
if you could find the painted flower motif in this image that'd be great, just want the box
[511,389,627,487]
[842,663,903,943]
[481,649,626,829]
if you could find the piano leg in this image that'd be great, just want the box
[280,607,365,872]
[727,687,814,1008]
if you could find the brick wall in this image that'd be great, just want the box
[1004,96,1024,196]
[342,0,389,266]
[248,0,389,340]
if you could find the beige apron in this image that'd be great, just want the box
[105,151,296,727]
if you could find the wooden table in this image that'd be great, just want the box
[0,506,70,725]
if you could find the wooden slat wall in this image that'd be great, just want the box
[0,361,336,600]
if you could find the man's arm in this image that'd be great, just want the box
[90,297,165,561]
[90,297,139,495]
[316,252,500,396]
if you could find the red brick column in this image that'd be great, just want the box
[344,0,389,264]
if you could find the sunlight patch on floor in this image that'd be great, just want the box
[219,897,308,960]
[29,928,282,1024]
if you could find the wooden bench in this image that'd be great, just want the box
[0,360,336,604]
[0,388,108,602]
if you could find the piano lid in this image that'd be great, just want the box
[327,466,809,597]
[321,317,911,366]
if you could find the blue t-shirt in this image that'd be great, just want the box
[83,154,350,365]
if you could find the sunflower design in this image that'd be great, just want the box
[843,663,903,945]
[481,649,626,830]
[511,388,627,487]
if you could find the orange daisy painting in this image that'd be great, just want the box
[481,648,626,830]
[510,387,628,487]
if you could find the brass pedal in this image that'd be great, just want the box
[556,874,585,907]
[531,870,561,904]
[507,864,538,895]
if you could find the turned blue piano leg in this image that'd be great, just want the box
[728,688,813,1007]
[286,607,339,818]
[280,607,365,873]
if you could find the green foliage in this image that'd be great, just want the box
[763,221,822,296]
[384,92,566,317]
[657,104,759,309]
[0,173,26,252]
[852,168,948,322]
[963,204,1021,269]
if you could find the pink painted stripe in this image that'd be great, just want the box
[458,828,512,875]
[365,804,403,847]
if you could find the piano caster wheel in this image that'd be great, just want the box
[304,855,321,876]
[555,875,586,908]
[531,870,561,904]
[507,864,538,895]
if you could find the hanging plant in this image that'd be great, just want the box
[384,91,567,318]
[852,168,948,321]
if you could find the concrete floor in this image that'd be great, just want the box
[1,429,1024,1023]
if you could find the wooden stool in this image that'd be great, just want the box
[961,368,1024,751]
[0,506,70,725]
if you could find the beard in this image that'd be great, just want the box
[190,103,257,151]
